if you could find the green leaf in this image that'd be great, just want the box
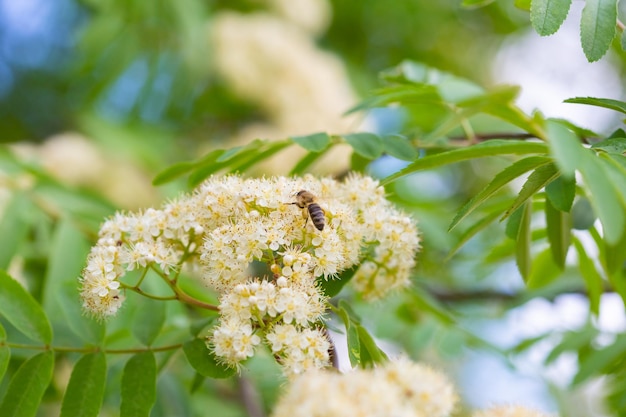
[336,305,360,367]
[60,352,107,417]
[152,160,198,186]
[449,156,552,230]
[290,151,326,175]
[356,325,388,365]
[381,140,549,185]
[343,133,384,160]
[503,163,559,219]
[0,351,54,417]
[0,193,31,270]
[291,132,331,152]
[545,326,598,364]
[0,324,9,381]
[573,238,602,315]
[132,297,166,346]
[183,338,236,379]
[545,119,584,178]
[591,137,626,154]
[121,352,157,417]
[409,288,456,325]
[516,0,532,9]
[545,198,571,269]
[574,333,626,386]
[604,225,626,276]
[580,0,617,62]
[516,202,532,281]
[0,270,53,344]
[622,28,626,51]
[505,205,524,239]
[461,0,495,7]
[527,247,563,289]
[317,267,356,298]
[565,97,626,115]
[217,139,264,163]
[545,175,576,211]
[42,219,104,344]
[382,134,419,161]
[578,150,625,245]
[447,202,509,257]
[58,283,105,345]
[571,197,596,229]
[531,0,572,35]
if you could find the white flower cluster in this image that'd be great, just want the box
[212,277,329,375]
[271,357,458,417]
[80,174,419,373]
[474,406,555,417]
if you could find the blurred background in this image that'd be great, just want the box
[1,0,626,416]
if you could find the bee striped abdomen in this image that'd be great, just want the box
[308,203,325,231]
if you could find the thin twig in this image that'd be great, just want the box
[238,375,266,417]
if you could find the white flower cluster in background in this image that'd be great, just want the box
[271,358,458,417]
[79,174,419,374]
[473,405,556,417]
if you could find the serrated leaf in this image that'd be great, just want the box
[336,305,360,367]
[545,198,571,269]
[290,151,325,175]
[132,297,166,346]
[0,193,31,269]
[382,134,418,161]
[450,156,552,230]
[578,150,625,245]
[546,175,576,211]
[317,267,356,298]
[121,352,156,417]
[409,288,456,325]
[216,139,263,163]
[0,270,52,344]
[60,352,107,417]
[0,351,54,417]
[503,163,559,219]
[505,205,524,239]
[516,202,532,281]
[382,140,549,185]
[183,338,236,379]
[356,325,388,366]
[527,247,563,289]
[291,132,331,152]
[546,119,584,178]
[448,202,509,257]
[58,283,105,345]
[343,133,384,160]
[580,0,617,62]
[591,137,626,154]
[43,219,104,344]
[573,238,602,315]
[571,197,596,229]
[0,324,9,381]
[574,333,626,386]
[604,225,626,276]
[545,326,598,364]
[565,96,626,115]
[152,161,198,186]
[228,140,292,173]
[531,0,572,36]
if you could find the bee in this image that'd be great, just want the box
[289,190,325,231]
